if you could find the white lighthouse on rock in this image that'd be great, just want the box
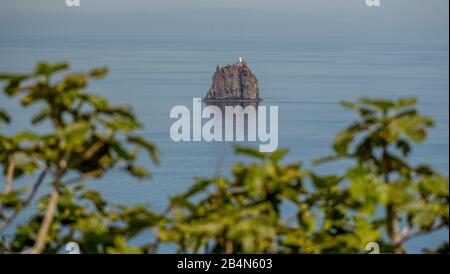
[238,57,246,67]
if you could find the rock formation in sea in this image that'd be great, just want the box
[204,58,260,101]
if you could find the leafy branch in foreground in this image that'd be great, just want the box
[0,62,160,253]
[1,62,448,254]
[327,98,448,253]
[159,98,448,254]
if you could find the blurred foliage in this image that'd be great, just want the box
[159,98,449,254]
[0,62,160,253]
[1,62,448,254]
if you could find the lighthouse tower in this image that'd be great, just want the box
[238,57,245,67]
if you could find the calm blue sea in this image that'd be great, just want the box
[0,36,448,253]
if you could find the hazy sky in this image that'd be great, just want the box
[0,0,448,42]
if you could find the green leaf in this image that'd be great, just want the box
[269,149,288,161]
[396,139,411,157]
[359,98,394,111]
[235,146,266,159]
[419,175,449,197]
[0,109,11,123]
[1,74,29,96]
[111,143,136,161]
[409,203,440,228]
[63,73,88,90]
[31,107,50,124]
[298,210,316,232]
[359,108,375,118]
[126,165,150,178]
[311,154,338,165]
[81,93,109,110]
[179,179,213,199]
[14,131,41,142]
[127,135,159,164]
[405,128,426,143]
[89,67,108,79]
[389,115,434,143]
[340,101,360,111]
[0,73,29,81]
[35,61,69,76]
[82,190,107,212]
[311,174,341,189]
[60,122,91,148]
[333,130,354,156]
[98,116,140,132]
[394,97,417,109]
[106,236,144,254]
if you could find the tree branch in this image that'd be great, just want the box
[65,169,104,185]
[0,167,49,232]
[0,235,14,254]
[5,155,15,194]
[71,140,105,167]
[29,151,70,254]
[29,189,59,254]
[400,222,447,245]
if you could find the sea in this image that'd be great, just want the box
[0,36,448,253]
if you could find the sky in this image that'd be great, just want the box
[0,0,448,43]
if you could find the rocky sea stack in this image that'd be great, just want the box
[204,58,260,101]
